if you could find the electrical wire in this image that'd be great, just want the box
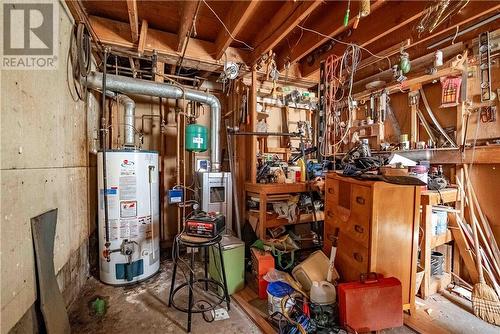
[201,0,254,51]
[297,24,392,70]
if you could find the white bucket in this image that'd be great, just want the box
[266,281,295,315]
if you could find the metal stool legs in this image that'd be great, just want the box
[187,250,194,332]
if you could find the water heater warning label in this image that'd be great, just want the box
[119,176,136,200]
[120,201,137,218]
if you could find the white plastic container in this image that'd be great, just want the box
[310,281,336,305]
[97,150,160,285]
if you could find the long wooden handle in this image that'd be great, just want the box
[464,164,484,284]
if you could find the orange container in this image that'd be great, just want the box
[251,248,275,276]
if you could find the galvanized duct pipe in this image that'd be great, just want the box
[116,94,136,147]
[85,72,222,171]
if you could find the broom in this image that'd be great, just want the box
[465,168,500,325]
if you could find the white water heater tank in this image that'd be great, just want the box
[97,150,160,285]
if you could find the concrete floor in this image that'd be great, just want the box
[69,258,498,334]
[69,258,260,334]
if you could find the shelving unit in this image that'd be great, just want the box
[419,188,459,299]
[244,182,322,239]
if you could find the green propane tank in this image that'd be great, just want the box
[185,123,208,152]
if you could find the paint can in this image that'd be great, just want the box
[408,165,428,186]
[400,134,410,150]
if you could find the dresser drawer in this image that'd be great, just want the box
[345,217,370,246]
[335,232,369,280]
[350,184,372,221]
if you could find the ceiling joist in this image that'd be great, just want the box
[88,16,249,73]
[126,0,139,43]
[177,0,200,52]
[214,0,259,60]
[250,0,322,64]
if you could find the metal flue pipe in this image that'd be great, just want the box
[85,72,222,171]
[116,94,136,147]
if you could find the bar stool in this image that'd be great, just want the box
[168,232,230,333]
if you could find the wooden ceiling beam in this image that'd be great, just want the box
[276,0,386,69]
[301,1,429,77]
[88,15,249,73]
[250,0,322,64]
[126,0,139,43]
[177,0,199,52]
[138,19,148,55]
[214,0,259,60]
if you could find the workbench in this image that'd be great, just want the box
[244,182,324,239]
[419,187,458,299]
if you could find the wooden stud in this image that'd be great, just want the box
[214,0,259,60]
[126,0,139,43]
[177,0,199,52]
[110,101,119,149]
[138,19,148,55]
[250,0,322,64]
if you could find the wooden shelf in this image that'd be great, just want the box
[421,188,459,205]
[430,230,454,249]
[247,211,324,228]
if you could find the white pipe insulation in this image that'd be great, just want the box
[85,71,222,172]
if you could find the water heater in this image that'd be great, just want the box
[97,150,160,285]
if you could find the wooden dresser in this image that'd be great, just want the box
[324,173,420,312]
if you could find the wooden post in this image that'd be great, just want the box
[249,67,257,183]
[420,204,433,299]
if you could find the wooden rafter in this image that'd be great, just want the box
[301,1,429,77]
[126,0,139,43]
[138,19,148,55]
[214,0,259,60]
[177,0,199,52]
[276,0,386,69]
[250,0,322,64]
[347,2,500,83]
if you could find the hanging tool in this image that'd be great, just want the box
[419,88,457,147]
[379,90,387,123]
[344,0,351,26]
[369,94,375,120]
[386,102,402,138]
[480,106,497,123]
[479,31,492,102]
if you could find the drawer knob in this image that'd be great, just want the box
[356,196,365,205]
[328,188,335,194]
[353,252,364,262]
[354,224,364,233]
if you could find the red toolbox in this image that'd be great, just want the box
[338,273,403,332]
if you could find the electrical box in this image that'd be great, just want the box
[168,189,183,204]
